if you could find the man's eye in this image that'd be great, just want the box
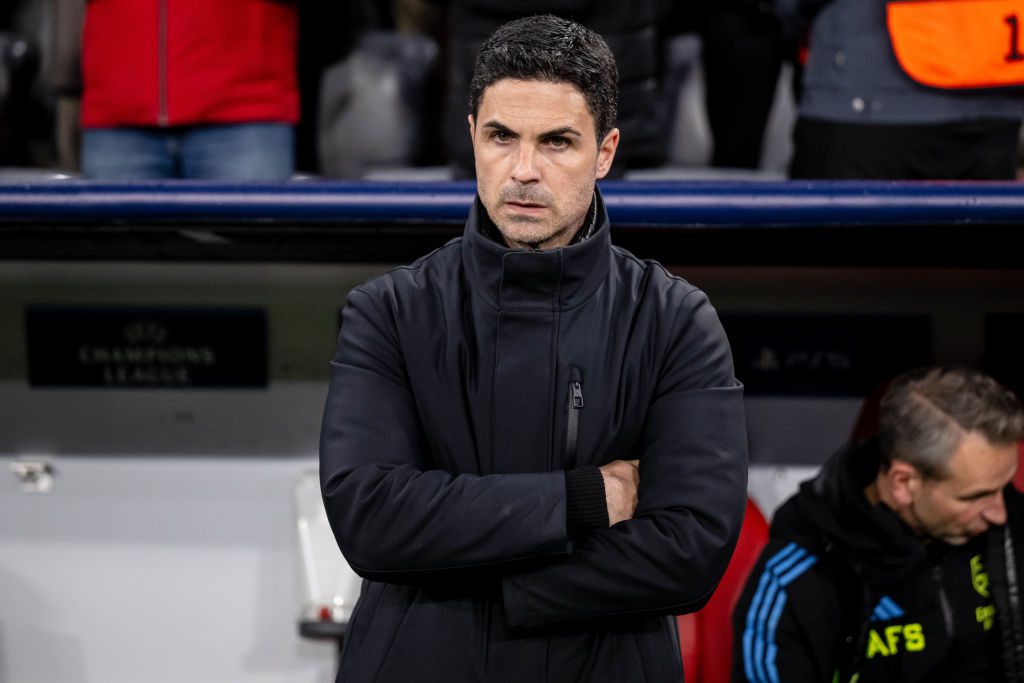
[547,136,570,148]
[490,131,513,142]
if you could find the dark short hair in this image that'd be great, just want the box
[469,14,619,142]
[879,366,1024,479]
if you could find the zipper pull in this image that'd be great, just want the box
[571,381,583,408]
[564,368,584,468]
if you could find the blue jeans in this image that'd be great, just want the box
[82,124,295,180]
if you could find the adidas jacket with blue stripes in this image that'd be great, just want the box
[732,438,1024,682]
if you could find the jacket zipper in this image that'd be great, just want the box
[158,0,169,126]
[1002,529,1024,676]
[565,367,583,467]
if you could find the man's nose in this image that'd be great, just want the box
[982,490,1008,526]
[511,144,540,183]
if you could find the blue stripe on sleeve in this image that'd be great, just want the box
[743,543,802,682]
[742,543,818,683]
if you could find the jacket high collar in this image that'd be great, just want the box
[462,189,612,312]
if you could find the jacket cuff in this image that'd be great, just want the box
[565,466,608,537]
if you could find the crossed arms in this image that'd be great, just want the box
[319,286,748,628]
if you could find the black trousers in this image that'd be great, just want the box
[701,7,788,169]
[790,117,1022,180]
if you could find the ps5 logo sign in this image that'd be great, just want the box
[751,347,854,373]
[721,313,930,396]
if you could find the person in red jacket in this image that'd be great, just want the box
[80,0,299,180]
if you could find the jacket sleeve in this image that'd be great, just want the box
[319,287,571,581]
[501,289,749,627]
[731,539,838,683]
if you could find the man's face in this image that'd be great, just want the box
[905,431,1018,545]
[469,79,619,250]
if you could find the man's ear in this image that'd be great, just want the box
[886,459,921,507]
[595,127,620,179]
[468,114,476,142]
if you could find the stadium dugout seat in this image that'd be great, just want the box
[678,497,770,682]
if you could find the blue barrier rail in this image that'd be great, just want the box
[2,179,1024,227]
[2,179,1023,265]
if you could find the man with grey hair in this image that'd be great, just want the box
[733,366,1024,682]
[320,13,747,683]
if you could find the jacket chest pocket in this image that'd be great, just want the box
[558,364,646,470]
[563,365,584,468]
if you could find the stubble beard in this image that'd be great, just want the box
[494,184,589,250]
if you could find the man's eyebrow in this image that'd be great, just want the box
[480,120,515,134]
[957,486,1001,500]
[541,126,583,138]
[479,121,583,139]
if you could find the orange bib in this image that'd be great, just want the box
[887,0,1024,88]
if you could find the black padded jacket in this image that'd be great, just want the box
[319,190,748,682]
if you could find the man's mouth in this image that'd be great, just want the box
[506,201,547,214]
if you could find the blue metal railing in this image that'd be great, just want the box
[2,179,1024,227]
